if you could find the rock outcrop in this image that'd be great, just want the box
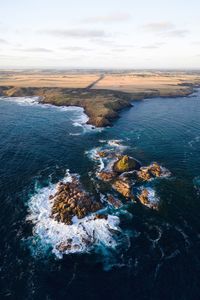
[113,155,140,174]
[107,195,122,208]
[137,163,164,181]
[97,171,117,182]
[137,188,158,210]
[112,177,134,199]
[50,176,102,224]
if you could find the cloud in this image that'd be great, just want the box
[22,47,53,53]
[141,45,159,49]
[0,38,9,44]
[192,41,200,45]
[40,29,106,38]
[165,29,189,37]
[61,46,91,51]
[141,42,165,49]
[90,38,116,46]
[142,22,175,32]
[142,22,189,38]
[82,13,131,23]
[111,48,127,53]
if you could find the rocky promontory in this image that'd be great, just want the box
[0,86,133,127]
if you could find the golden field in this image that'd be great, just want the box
[0,70,200,96]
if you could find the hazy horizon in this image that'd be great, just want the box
[0,0,200,69]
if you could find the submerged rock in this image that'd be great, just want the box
[94,214,108,220]
[107,195,122,208]
[50,176,103,224]
[113,155,140,174]
[112,177,134,199]
[137,162,167,181]
[137,188,159,210]
[97,151,108,158]
[97,171,117,182]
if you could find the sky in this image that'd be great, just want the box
[0,0,200,69]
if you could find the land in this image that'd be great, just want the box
[0,70,200,127]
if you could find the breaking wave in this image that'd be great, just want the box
[26,171,122,259]
[0,96,102,132]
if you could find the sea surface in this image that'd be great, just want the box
[0,91,200,300]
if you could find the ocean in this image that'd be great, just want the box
[0,91,200,300]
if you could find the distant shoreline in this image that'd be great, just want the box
[0,84,197,127]
[0,70,200,127]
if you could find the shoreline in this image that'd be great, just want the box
[0,83,197,127]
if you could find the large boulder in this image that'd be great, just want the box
[113,155,140,174]
[112,177,134,199]
[97,171,117,182]
[137,163,165,181]
[50,177,103,224]
[137,188,158,210]
[107,195,122,208]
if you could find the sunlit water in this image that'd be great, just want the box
[0,91,200,299]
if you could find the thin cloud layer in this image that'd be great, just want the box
[142,21,189,38]
[61,46,92,52]
[0,38,9,44]
[22,47,53,53]
[165,29,189,38]
[82,13,131,23]
[40,29,106,38]
[142,22,175,32]
[0,1,198,68]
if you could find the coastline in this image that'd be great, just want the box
[0,83,197,127]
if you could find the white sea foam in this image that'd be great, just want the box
[86,147,105,171]
[107,139,127,150]
[0,96,101,132]
[193,176,200,193]
[144,188,159,204]
[0,96,40,106]
[27,171,121,258]
[138,187,160,208]
[188,136,200,149]
[159,166,171,178]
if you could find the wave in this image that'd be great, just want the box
[85,147,105,171]
[0,96,102,133]
[137,187,160,208]
[86,140,127,173]
[193,176,200,194]
[107,139,128,150]
[188,136,200,149]
[26,171,122,259]
[0,96,40,106]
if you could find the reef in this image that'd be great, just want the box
[50,176,102,224]
[92,142,171,209]
[48,152,168,227]
[136,163,170,181]
[28,140,172,258]
[137,188,159,210]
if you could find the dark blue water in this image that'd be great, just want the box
[0,92,200,300]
